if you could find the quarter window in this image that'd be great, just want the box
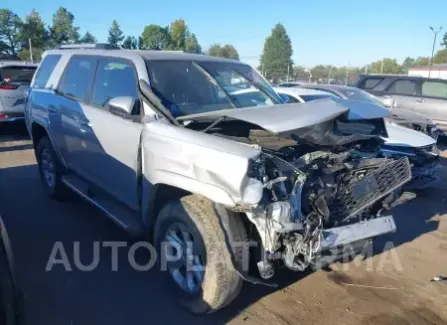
[360,77,383,90]
[33,55,61,88]
[388,80,417,95]
[59,56,97,102]
[421,81,447,99]
[92,59,138,108]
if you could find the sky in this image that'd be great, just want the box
[5,0,447,68]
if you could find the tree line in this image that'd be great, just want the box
[0,8,240,61]
[2,7,447,81]
[259,23,447,82]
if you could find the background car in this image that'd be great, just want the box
[301,83,440,141]
[0,61,38,131]
[353,74,447,136]
[274,86,441,190]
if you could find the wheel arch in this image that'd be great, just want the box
[30,122,67,169]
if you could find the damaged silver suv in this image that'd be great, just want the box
[26,44,412,313]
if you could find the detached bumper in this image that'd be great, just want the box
[320,215,396,251]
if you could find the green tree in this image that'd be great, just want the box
[169,19,187,50]
[19,9,48,52]
[0,9,22,58]
[185,33,201,53]
[293,65,309,80]
[122,36,138,49]
[260,23,293,80]
[433,49,447,64]
[79,31,96,44]
[107,20,124,48]
[401,57,416,73]
[441,32,447,48]
[207,43,239,60]
[18,47,44,61]
[140,24,171,50]
[49,7,80,45]
[367,58,401,74]
[414,56,430,66]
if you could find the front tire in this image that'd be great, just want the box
[153,195,247,314]
[36,136,69,200]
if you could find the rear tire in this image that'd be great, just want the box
[36,136,70,200]
[153,195,247,314]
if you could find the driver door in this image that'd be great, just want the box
[80,57,143,211]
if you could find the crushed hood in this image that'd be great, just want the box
[384,122,436,147]
[179,98,390,134]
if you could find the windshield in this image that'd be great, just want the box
[145,60,282,117]
[338,87,385,107]
[0,66,36,84]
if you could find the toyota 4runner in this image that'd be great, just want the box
[26,44,412,313]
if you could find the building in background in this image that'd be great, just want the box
[408,64,447,79]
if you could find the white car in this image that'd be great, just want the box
[275,87,440,189]
[0,61,37,129]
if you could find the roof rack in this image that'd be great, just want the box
[54,43,115,50]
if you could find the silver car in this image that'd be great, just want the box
[26,45,412,314]
[0,61,37,129]
[354,74,447,136]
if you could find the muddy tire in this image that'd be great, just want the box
[36,136,70,200]
[153,195,247,314]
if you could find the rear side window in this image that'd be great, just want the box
[59,56,97,102]
[284,95,300,103]
[421,81,447,99]
[33,55,61,88]
[0,66,36,84]
[92,58,138,107]
[359,77,383,89]
[387,80,418,95]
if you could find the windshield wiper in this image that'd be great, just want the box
[192,62,238,109]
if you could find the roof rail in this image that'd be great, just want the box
[54,43,115,50]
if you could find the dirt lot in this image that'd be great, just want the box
[1,123,446,325]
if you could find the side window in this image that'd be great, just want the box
[284,95,300,103]
[421,81,447,99]
[387,79,417,95]
[33,54,61,88]
[92,59,138,109]
[359,77,383,90]
[59,56,97,102]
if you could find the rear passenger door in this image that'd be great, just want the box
[54,56,97,174]
[383,78,421,111]
[417,80,447,130]
[80,57,143,211]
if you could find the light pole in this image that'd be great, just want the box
[429,26,442,78]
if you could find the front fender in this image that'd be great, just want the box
[142,121,263,206]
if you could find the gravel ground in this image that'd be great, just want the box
[0,122,446,325]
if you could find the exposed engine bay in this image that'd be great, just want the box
[250,145,411,274]
[188,119,412,277]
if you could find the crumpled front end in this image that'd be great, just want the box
[240,148,412,278]
[381,143,441,190]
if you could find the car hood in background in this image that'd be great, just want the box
[389,106,433,126]
[384,122,436,148]
[179,98,390,134]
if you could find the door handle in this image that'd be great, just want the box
[416,98,425,103]
[48,105,57,114]
[79,118,93,128]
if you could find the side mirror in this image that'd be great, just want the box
[107,96,138,117]
[279,93,290,103]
